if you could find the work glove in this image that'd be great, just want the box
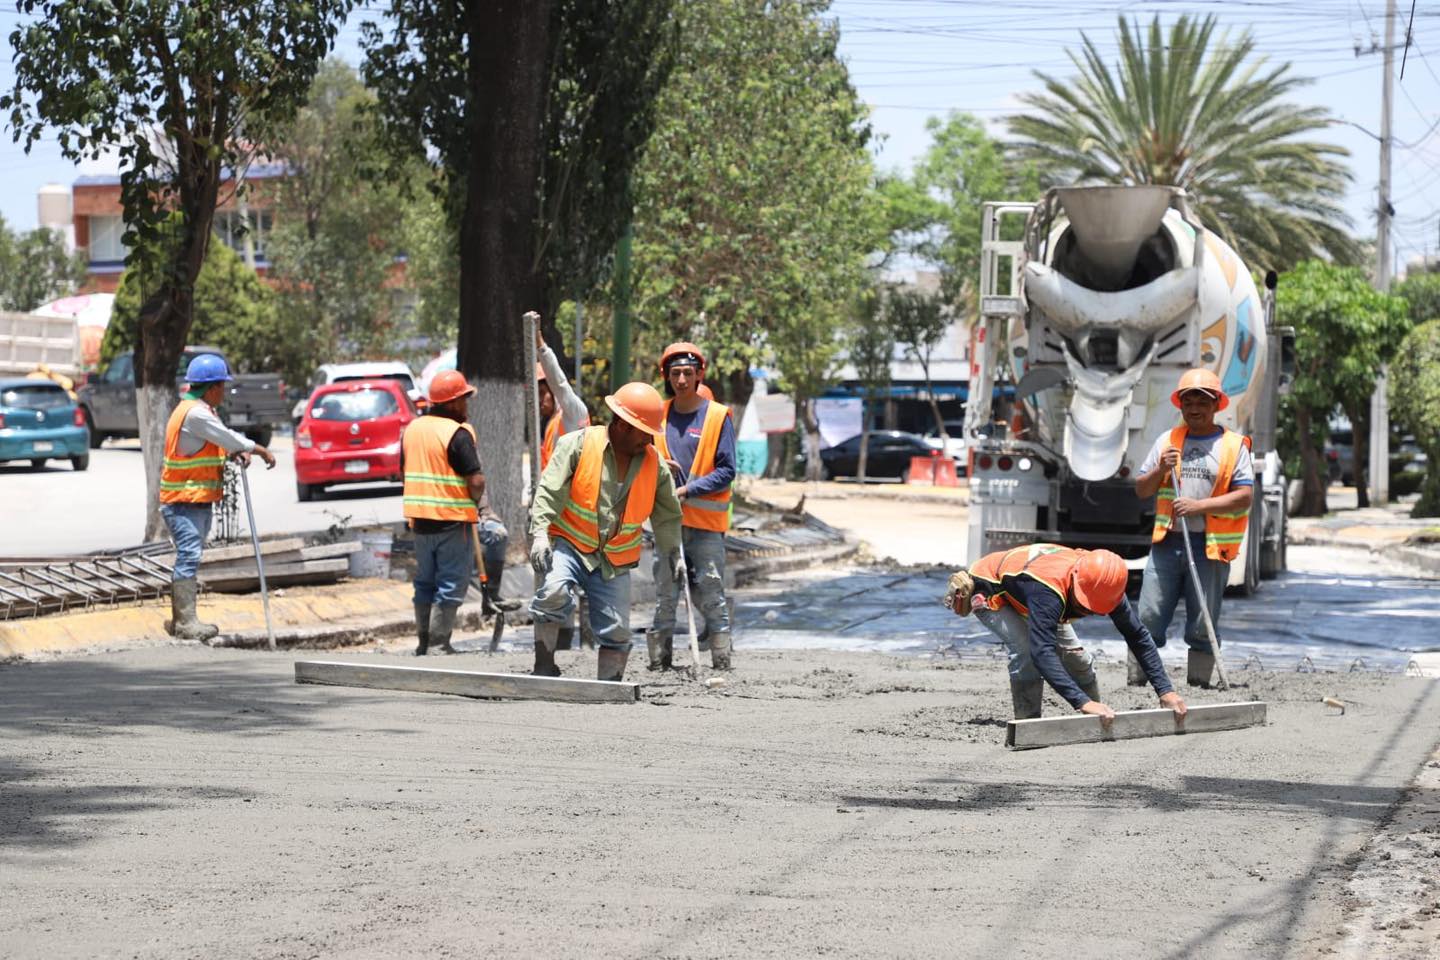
[530,533,553,575]
[670,550,686,582]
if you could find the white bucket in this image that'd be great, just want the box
[350,530,394,579]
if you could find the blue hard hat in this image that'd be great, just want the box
[185,353,233,384]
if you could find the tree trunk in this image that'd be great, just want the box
[461,0,552,552]
[857,395,870,482]
[920,357,948,443]
[801,399,823,482]
[1347,401,1370,509]
[1295,404,1328,516]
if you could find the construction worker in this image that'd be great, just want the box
[646,342,737,671]
[160,354,276,641]
[944,543,1187,721]
[402,370,489,656]
[1133,368,1254,687]
[528,382,683,681]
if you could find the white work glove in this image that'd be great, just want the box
[530,533,553,574]
[671,550,687,582]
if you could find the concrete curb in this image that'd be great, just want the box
[1288,531,1440,577]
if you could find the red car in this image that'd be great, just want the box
[294,380,417,501]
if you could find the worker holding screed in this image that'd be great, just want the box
[944,544,1187,722]
[1132,368,1254,689]
[528,382,683,681]
[160,354,276,642]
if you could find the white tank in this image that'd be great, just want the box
[36,183,74,249]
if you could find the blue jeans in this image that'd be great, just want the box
[161,503,213,581]
[477,518,508,580]
[651,528,730,637]
[413,525,473,608]
[1138,532,1227,654]
[529,539,632,651]
[973,603,1095,690]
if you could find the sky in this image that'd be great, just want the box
[2,1,1439,273]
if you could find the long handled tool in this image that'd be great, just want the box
[1171,464,1229,690]
[522,311,543,496]
[677,536,704,677]
[239,464,276,652]
[470,523,505,653]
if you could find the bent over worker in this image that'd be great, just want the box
[944,544,1186,721]
[402,370,488,656]
[648,342,737,671]
[160,354,276,642]
[1133,368,1254,688]
[528,382,683,681]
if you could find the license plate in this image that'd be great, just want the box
[32,441,53,453]
[344,460,370,474]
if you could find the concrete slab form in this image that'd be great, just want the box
[294,659,641,704]
[1005,701,1267,750]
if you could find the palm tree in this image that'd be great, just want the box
[1008,15,1359,271]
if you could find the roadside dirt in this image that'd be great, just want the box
[3,646,1437,959]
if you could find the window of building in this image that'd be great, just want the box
[213,209,273,261]
[88,215,125,262]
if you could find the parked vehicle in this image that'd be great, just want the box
[1,310,80,380]
[921,419,968,468]
[819,430,938,481]
[0,377,90,470]
[78,346,288,448]
[293,379,417,501]
[1328,427,1355,486]
[291,361,421,423]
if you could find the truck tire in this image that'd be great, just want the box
[83,408,104,449]
[1261,507,1286,579]
[1237,507,1262,596]
[245,426,273,447]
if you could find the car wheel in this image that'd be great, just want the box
[28,458,46,470]
[71,454,90,472]
[83,409,104,449]
[246,427,273,447]
[297,481,314,502]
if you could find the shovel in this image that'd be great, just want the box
[1171,464,1230,690]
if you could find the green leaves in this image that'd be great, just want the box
[1389,320,1440,516]
[0,215,88,313]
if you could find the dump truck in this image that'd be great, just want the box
[963,185,1293,594]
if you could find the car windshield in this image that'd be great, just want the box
[310,389,398,422]
[336,372,414,390]
[2,384,69,409]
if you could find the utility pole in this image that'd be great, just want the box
[1369,0,1396,505]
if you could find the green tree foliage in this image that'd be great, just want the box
[103,217,284,378]
[1008,15,1357,272]
[1276,261,1410,516]
[0,214,87,312]
[630,0,880,418]
[1393,271,1440,326]
[1389,321,1440,516]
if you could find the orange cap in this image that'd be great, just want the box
[659,341,706,374]
[1071,549,1128,614]
[1171,368,1228,411]
[428,370,476,404]
[604,381,665,436]
[696,383,715,401]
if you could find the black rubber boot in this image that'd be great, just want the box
[710,630,732,671]
[430,605,459,655]
[1187,650,1216,688]
[597,646,630,682]
[1126,651,1147,686]
[1010,679,1043,720]
[414,602,432,656]
[482,561,522,614]
[167,578,219,643]
[532,622,561,676]
[646,630,674,671]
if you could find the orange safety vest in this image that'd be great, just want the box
[402,416,479,523]
[969,543,1079,617]
[540,409,590,473]
[549,425,659,568]
[1151,426,1250,562]
[655,398,731,532]
[160,400,227,504]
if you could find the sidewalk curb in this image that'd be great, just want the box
[1288,532,1440,577]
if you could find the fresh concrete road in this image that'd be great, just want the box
[0,437,405,556]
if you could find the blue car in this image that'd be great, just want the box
[0,377,90,470]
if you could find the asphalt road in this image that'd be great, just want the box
[0,437,406,556]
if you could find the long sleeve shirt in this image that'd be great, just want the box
[975,575,1174,708]
[663,399,737,497]
[538,344,590,434]
[530,428,683,579]
[179,400,254,456]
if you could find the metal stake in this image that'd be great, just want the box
[1171,465,1228,690]
[240,465,276,651]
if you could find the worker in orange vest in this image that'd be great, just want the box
[944,543,1187,721]
[528,381,683,680]
[159,353,275,642]
[1133,368,1254,688]
[401,370,489,655]
[647,342,737,671]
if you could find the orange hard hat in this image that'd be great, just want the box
[658,341,706,374]
[1071,549,1128,615]
[605,381,665,436]
[428,369,476,405]
[1171,368,1228,411]
[696,383,715,401]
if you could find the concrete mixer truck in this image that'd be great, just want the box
[963,185,1294,594]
